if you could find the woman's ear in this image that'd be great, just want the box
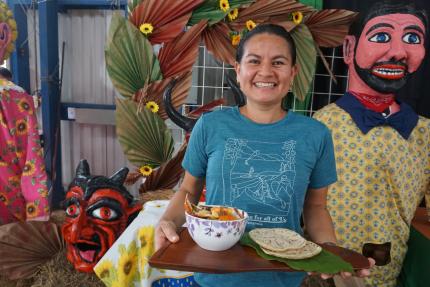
[234,61,241,83]
[343,35,356,65]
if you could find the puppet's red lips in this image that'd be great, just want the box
[371,64,406,80]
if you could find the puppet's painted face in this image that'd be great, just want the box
[61,160,141,272]
[351,14,426,94]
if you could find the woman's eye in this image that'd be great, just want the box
[248,59,259,64]
[66,204,80,217]
[402,32,421,44]
[273,61,284,66]
[92,206,118,221]
[369,32,391,43]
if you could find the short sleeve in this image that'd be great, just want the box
[182,115,208,178]
[308,127,337,189]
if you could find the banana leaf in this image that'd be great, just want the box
[304,9,358,47]
[188,0,254,26]
[116,99,175,167]
[106,12,162,98]
[129,0,204,44]
[290,24,316,102]
[203,21,236,66]
[158,20,207,78]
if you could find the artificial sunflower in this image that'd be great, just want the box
[0,2,18,60]
[0,192,9,205]
[22,160,36,176]
[94,259,114,281]
[118,242,139,285]
[17,98,32,114]
[145,101,159,113]
[227,8,238,21]
[15,119,28,135]
[138,226,155,278]
[139,165,153,176]
[26,202,38,218]
[8,175,20,187]
[231,34,241,46]
[139,23,154,36]
[219,0,230,13]
[292,11,303,25]
[15,147,24,158]
[246,20,256,31]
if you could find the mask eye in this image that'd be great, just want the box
[402,32,421,44]
[65,204,80,217]
[369,32,391,43]
[92,206,119,221]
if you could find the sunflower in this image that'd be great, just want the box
[246,20,256,31]
[15,119,28,135]
[117,242,139,285]
[0,2,18,60]
[94,260,114,281]
[139,165,153,176]
[138,226,155,278]
[0,192,9,205]
[231,34,241,46]
[26,202,38,218]
[0,155,7,167]
[292,11,303,25]
[8,175,20,187]
[17,99,32,114]
[145,101,159,113]
[219,0,230,13]
[38,188,48,198]
[139,23,154,36]
[227,8,238,21]
[23,160,36,176]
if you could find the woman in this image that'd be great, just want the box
[155,24,367,287]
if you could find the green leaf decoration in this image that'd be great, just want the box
[240,232,354,274]
[116,99,175,168]
[127,0,142,14]
[106,12,162,98]
[188,0,254,26]
[290,24,316,102]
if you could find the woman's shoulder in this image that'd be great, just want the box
[289,111,330,132]
[199,106,237,121]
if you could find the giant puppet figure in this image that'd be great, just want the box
[0,2,50,224]
[314,1,429,287]
[61,160,142,272]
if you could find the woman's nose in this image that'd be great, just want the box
[258,62,274,75]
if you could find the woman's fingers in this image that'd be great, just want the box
[155,221,179,250]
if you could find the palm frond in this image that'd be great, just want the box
[203,22,236,66]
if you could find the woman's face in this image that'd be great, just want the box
[235,33,298,107]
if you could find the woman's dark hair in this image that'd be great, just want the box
[0,67,12,81]
[235,23,297,65]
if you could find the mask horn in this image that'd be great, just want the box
[163,79,197,132]
[225,73,246,107]
[76,159,90,177]
[110,167,129,185]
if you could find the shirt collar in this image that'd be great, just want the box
[335,92,418,140]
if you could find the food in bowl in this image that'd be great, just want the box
[184,198,248,251]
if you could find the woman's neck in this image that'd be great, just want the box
[239,103,286,124]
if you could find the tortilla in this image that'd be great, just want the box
[261,240,322,259]
[249,228,306,252]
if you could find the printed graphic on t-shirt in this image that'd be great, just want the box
[222,138,296,224]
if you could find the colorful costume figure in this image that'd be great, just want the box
[0,2,49,224]
[314,2,429,286]
[62,160,142,272]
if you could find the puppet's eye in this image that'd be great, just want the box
[92,207,118,220]
[369,32,391,43]
[66,204,80,217]
[402,32,421,44]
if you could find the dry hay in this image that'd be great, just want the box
[139,189,174,204]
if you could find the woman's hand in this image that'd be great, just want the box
[307,257,375,279]
[155,220,180,251]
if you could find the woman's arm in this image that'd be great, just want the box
[303,186,337,245]
[155,171,205,250]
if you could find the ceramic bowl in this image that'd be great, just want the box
[185,206,248,251]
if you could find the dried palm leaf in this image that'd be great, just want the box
[188,0,254,26]
[106,12,162,98]
[304,9,358,47]
[140,142,187,192]
[116,99,175,168]
[290,24,316,101]
[129,0,204,44]
[125,170,143,186]
[158,20,207,78]
[188,98,225,117]
[231,0,314,30]
[203,22,236,66]
[134,72,192,120]
[0,221,64,280]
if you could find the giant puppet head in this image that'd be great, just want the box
[343,1,427,95]
[61,160,142,272]
[0,2,18,62]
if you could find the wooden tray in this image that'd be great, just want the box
[149,228,370,273]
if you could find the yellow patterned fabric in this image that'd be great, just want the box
[314,103,430,287]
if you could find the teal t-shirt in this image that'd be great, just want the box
[182,107,337,287]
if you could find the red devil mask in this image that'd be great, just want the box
[61,160,142,272]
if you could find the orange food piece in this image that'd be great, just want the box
[218,214,238,221]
